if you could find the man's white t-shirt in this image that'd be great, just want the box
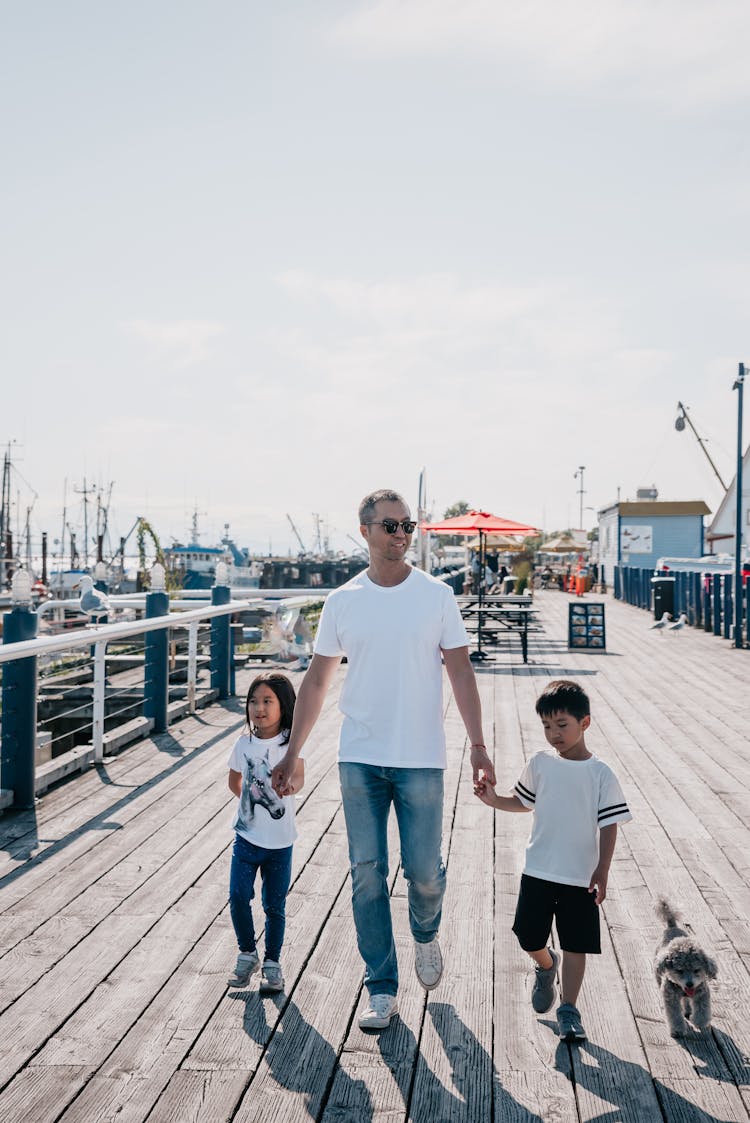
[313,566,468,769]
[227,732,302,848]
[513,750,632,887]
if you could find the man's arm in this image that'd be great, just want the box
[441,645,496,786]
[271,653,340,795]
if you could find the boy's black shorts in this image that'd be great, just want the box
[512,874,601,954]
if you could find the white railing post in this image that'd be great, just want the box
[92,639,107,762]
[187,621,198,713]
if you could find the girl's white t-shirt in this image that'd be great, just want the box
[227,731,301,849]
[313,566,468,769]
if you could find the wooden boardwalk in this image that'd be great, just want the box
[1,591,750,1122]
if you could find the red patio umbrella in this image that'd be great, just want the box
[421,511,541,659]
[421,511,540,537]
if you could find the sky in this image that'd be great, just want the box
[3,1,750,563]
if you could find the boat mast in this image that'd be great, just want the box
[59,478,68,595]
[0,445,10,588]
[74,478,91,568]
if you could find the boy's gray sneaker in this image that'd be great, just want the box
[531,948,560,1013]
[228,951,260,988]
[260,959,284,993]
[557,1002,586,1042]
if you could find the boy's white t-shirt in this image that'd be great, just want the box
[513,750,632,887]
[227,732,302,849]
[313,566,468,769]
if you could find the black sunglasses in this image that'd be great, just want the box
[366,518,417,535]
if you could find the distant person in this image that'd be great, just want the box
[227,672,305,994]
[474,679,631,1043]
[470,551,482,594]
[272,488,494,1031]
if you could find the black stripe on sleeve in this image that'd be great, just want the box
[598,804,629,823]
[515,781,535,804]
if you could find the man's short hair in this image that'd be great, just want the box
[358,489,408,525]
[535,679,590,720]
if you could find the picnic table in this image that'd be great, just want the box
[456,594,537,663]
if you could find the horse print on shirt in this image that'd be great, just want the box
[238,755,286,829]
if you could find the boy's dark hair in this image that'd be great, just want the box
[358,489,407,525]
[535,679,590,721]
[245,672,297,744]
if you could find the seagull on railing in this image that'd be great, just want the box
[650,612,672,631]
[668,612,688,631]
[75,575,111,623]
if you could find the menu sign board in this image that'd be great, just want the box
[568,603,606,650]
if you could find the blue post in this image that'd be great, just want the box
[723,575,733,640]
[734,363,745,648]
[211,584,231,699]
[712,574,722,637]
[143,589,169,733]
[1,603,39,808]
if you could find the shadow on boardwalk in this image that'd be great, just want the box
[377,1002,543,1123]
[556,1037,746,1123]
[241,995,373,1120]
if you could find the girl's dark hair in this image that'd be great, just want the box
[245,672,296,743]
[535,679,590,720]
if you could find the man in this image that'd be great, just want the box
[272,489,494,1030]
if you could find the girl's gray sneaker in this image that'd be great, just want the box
[557,1002,586,1041]
[260,960,284,993]
[228,951,260,988]
[531,948,560,1013]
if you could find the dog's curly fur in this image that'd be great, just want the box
[654,898,717,1037]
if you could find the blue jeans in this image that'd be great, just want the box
[228,834,293,962]
[339,763,446,997]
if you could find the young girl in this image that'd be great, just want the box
[227,672,305,992]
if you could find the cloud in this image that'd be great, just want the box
[276,269,620,376]
[123,319,225,369]
[329,1,750,110]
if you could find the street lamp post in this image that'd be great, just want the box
[733,363,745,649]
[574,466,586,530]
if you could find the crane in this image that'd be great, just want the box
[286,513,308,556]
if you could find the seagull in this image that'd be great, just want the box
[650,612,672,630]
[668,612,688,631]
[76,575,111,623]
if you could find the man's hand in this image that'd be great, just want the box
[271,752,298,797]
[470,744,496,786]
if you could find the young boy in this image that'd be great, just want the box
[475,679,631,1042]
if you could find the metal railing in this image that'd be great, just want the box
[613,565,746,645]
[0,597,255,808]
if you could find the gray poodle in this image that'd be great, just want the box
[654,898,717,1037]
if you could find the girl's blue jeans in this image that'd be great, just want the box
[228,834,293,962]
[339,762,446,997]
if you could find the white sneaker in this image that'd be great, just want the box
[358,993,399,1030]
[227,951,260,988]
[414,938,443,990]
